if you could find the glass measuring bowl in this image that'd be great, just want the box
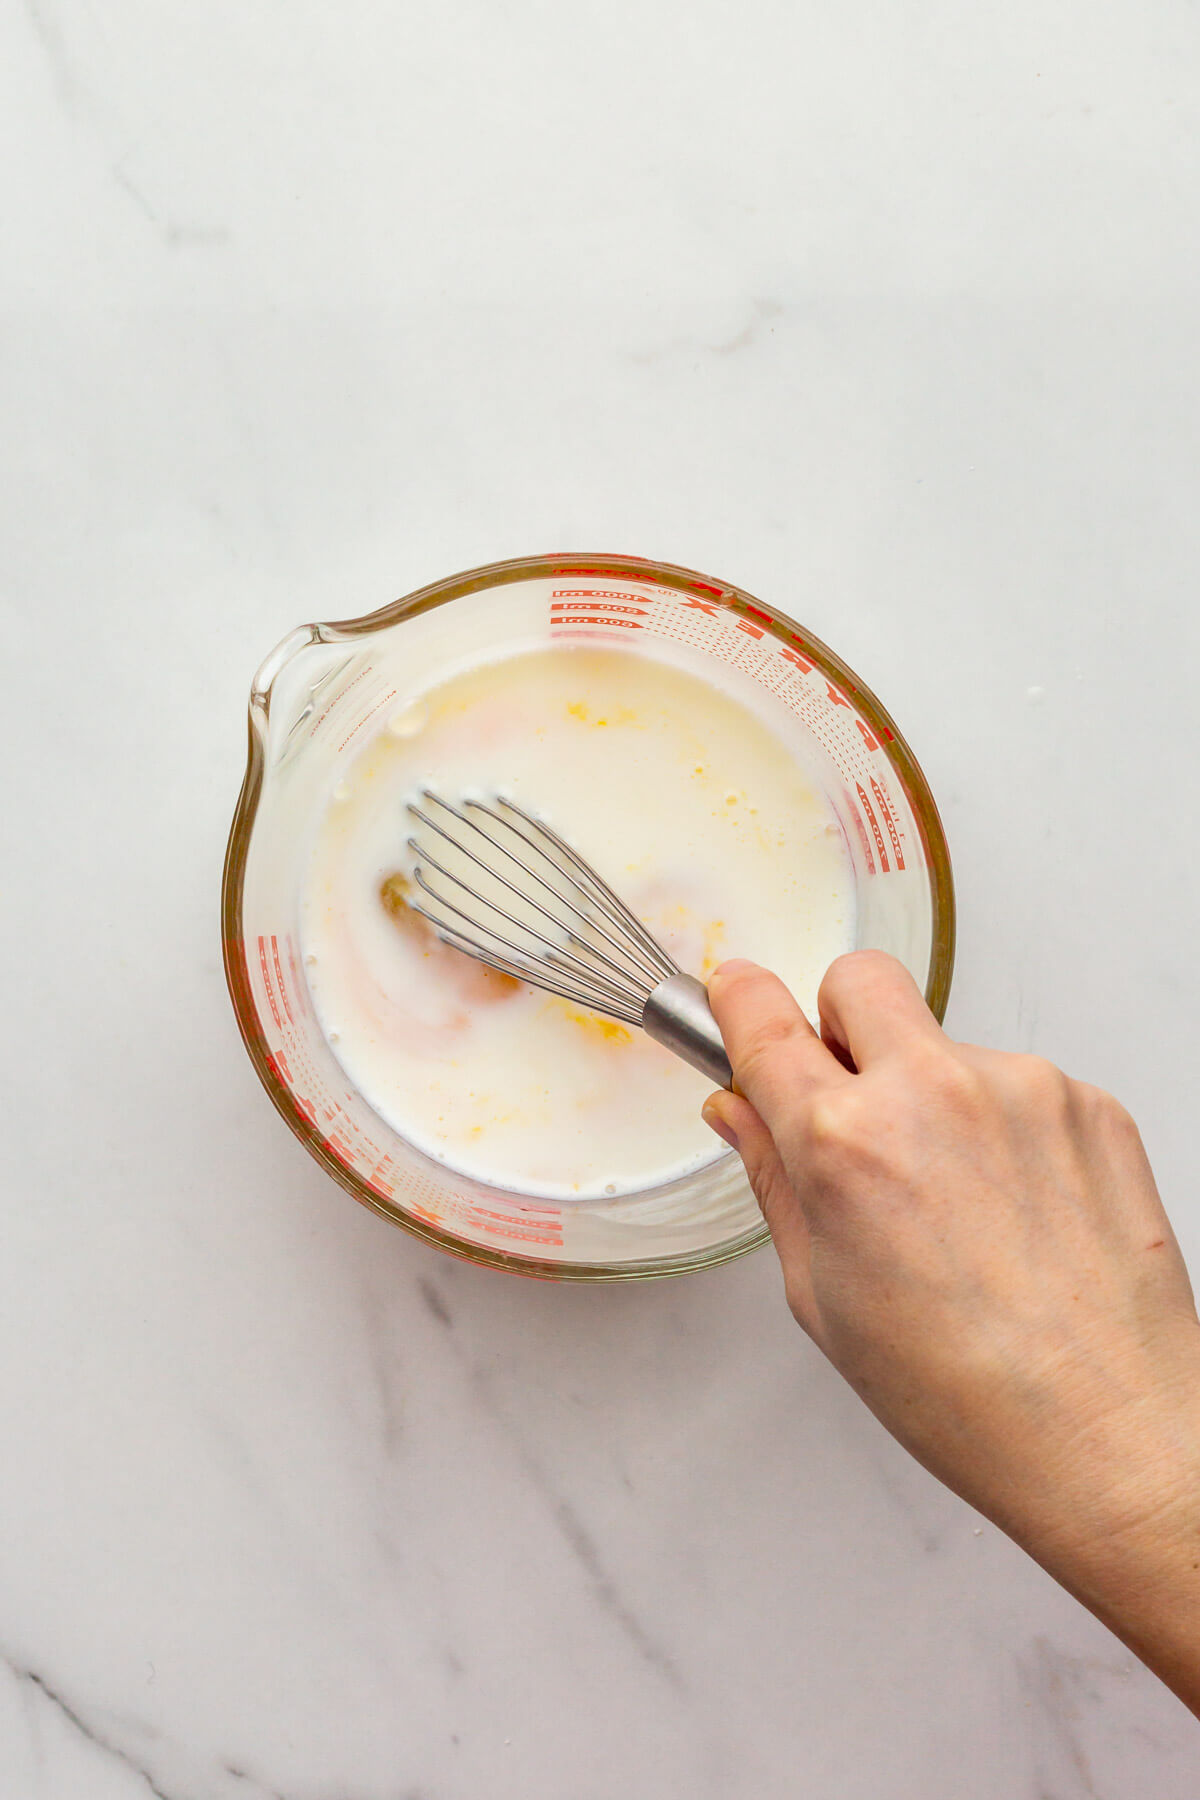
[222,553,955,1281]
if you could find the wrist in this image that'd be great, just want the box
[1014,1320,1200,1712]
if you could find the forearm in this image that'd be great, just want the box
[1033,1513,1200,1715]
[1007,1331,1200,1716]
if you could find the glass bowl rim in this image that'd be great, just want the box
[221,550,956,1282]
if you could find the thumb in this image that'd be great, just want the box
[702,1090,823,1343]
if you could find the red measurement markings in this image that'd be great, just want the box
[870,777,905,871]
[247,949,385,1162]
[551,589,648,632]
[468,1200,562,1222]
[847,801,876,875]
[408,1201,445,1227]
[326,1130,356,1166]
[311,664,372,737]
[856,783,889,872]
[336,685,398,755]
[285,936,310,1019]
[257,936,282,1029]
[551,564,623,577]
[465,1205,564,1248]
[274,1021,343,1137]
[552,603,646,618]
[547,582,906,878]
[549,564,722,599]
[550,597,647,612]
[366,1153,398,1200]
[270,936,293,1025]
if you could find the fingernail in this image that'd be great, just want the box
[702,1100,739,1151]
[711,958,755,982]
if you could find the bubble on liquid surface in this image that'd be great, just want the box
[389,701,429,739]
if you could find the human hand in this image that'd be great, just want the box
[703,951,1200,1712]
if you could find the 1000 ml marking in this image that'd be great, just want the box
[548,585,909,874]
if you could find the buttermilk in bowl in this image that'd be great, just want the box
[300,643,853,1201]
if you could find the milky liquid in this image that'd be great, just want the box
[300,644,855,1200]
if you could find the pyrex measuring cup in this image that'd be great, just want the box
[222,553,955,1280]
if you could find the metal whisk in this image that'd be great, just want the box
[405,792,733,1088]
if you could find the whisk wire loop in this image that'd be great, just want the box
[427,920,644,1023]
[402,790,734,1089]
[409,864,647,1017]
[484,800,677,985]
[407,794,677,1007]
[418,794,669,994]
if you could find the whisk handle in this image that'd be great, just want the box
[642,974,734,1090]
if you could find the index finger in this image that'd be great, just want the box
[707,959,851,1140]
[817,949,946,1070]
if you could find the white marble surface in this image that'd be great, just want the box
[4,1,1200,1793]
